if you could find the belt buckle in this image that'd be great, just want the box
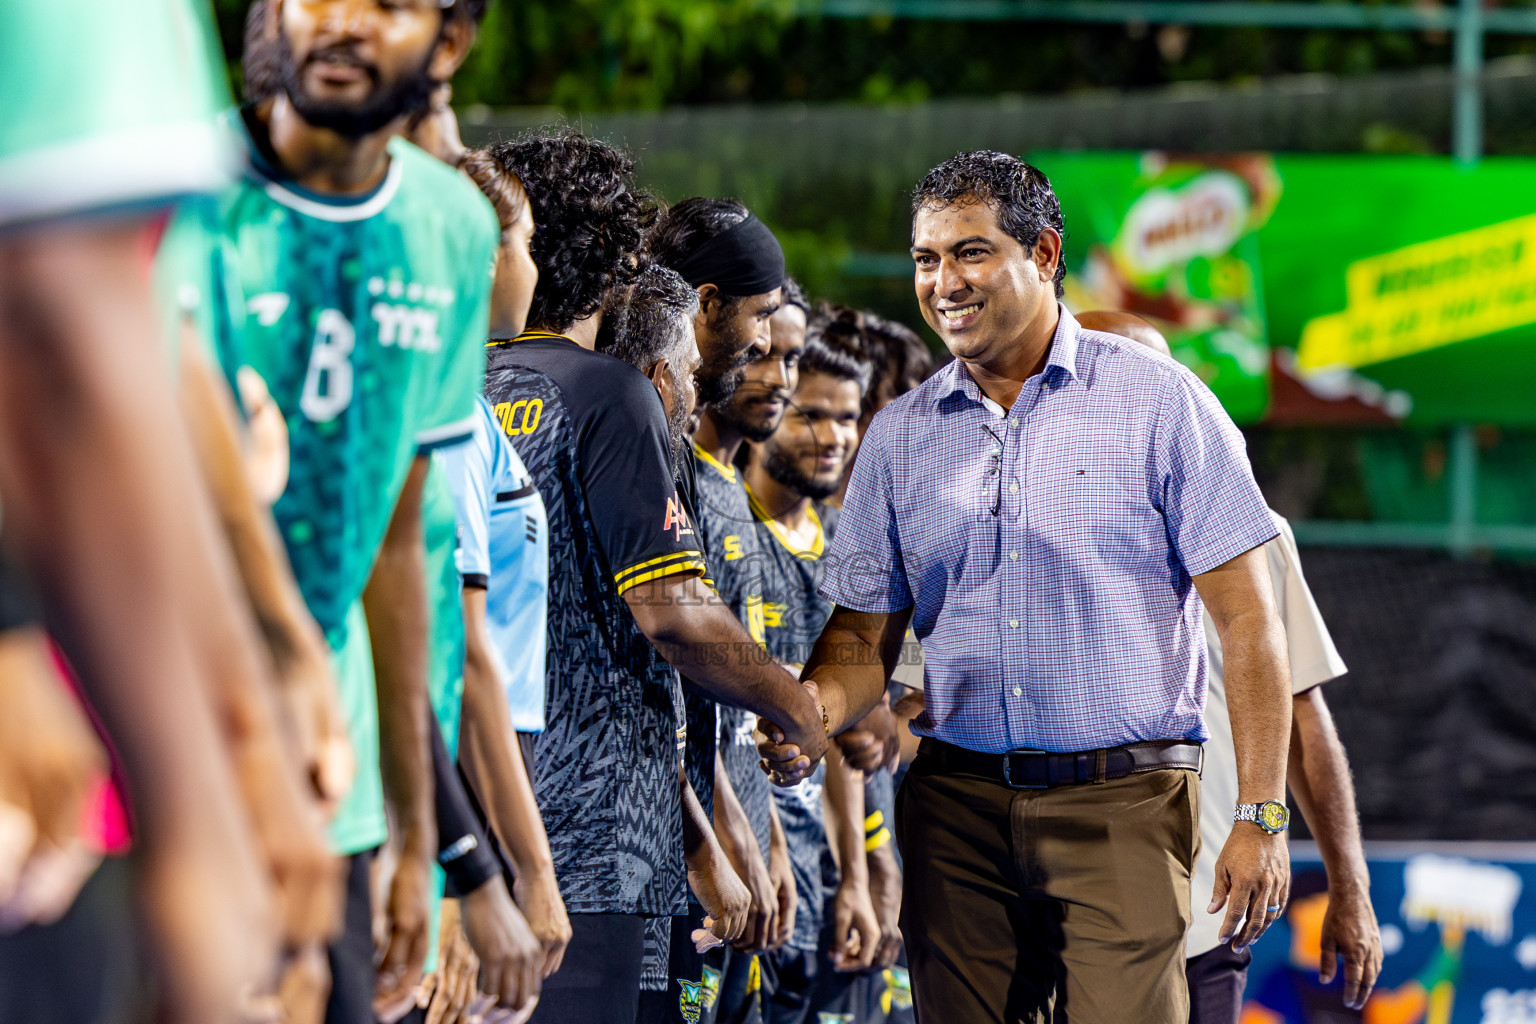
[1001,748,1050,789]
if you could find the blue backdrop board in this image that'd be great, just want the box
[1244,842,1536,1023]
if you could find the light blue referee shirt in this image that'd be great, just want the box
[440,395,550,733]
[820,306,1278,755]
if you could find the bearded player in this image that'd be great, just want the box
[161,1,505,1019]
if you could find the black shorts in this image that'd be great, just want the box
[324,848,377,1024]
[529,913,645,1024]
[1186,943,1252,1024]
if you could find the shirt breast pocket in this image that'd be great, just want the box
[1032,446,1157,553]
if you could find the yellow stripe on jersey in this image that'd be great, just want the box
[865,827,892,853]
[615,556,708,595]
[614,550,707,586]
[864,810,885,833]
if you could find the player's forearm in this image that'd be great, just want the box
[180,342,329,680]
[628,574,817,735]
[459,601,555,877]
[823,748,868,887]
[680,764,718,865]
[1219,608,1292,804]
[711,751,757,871]
[364,460,436,853]
[1290,688,1369,895]
[804,606,910,737]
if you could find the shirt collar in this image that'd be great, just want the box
[938,302,1082,408]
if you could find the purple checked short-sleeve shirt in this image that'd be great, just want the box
[820,306,1278,754]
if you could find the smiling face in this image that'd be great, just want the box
[911,198,1061,371]
[713,302,806,441]
[761,370,863,502]
[276,0,467,138]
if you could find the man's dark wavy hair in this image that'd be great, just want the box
[595,264,700,373]
[911,150,1066,298]
[648,196,752,303]
[802,312,874,398]
[811,305,932,415]
[489,128,657,333]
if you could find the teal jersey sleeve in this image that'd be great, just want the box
[153,198,246,383]
[0,0,234,227]
[408,144,500,451]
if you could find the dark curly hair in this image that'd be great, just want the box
[811,305,933,416]
[595,264,700,374]
[488,128,657,333]
[912,150,1066,297]
[648,197,752,302]
[803,308,874,398]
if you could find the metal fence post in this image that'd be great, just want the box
[1454,0,1485,164]
[1448,424,1479,558]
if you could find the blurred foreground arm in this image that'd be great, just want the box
[0,219,276,1024]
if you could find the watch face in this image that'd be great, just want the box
[1260,802,1290,832]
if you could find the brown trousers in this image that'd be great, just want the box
[896,757,1200,1024]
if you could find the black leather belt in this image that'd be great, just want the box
[917,738,1203,789]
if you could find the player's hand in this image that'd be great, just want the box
[1209,825,1290,953]
[0,628,104,928]
[767,829,798,951]
[829,879,880,972]
[1319,881,1382,1009]
[231,728,344,949]
[723,826,778,953]
[866,845,904,970]
[275,942,331,1024]
[835,697,900,774]
[273,622,354,819]
[138,806,279,1024]
[513,863,572,979]
[461,877,542,1014]
[374,838,433,1020]
[688,842,750,946]
[420,898,478,1024]
[758,680,829,786]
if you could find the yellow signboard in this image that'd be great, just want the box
[1297,213,1536,372]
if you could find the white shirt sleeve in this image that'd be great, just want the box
[1267,514,1348,694]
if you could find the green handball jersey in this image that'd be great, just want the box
[215,123,498,647]
[185,121,497,856]
[0,0,232,227]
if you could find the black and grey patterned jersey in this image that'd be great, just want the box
[771,764,828,952]
[693,446,773,862]
[740,490,840,669]
[485,333,706,917]
[745,491,842,951]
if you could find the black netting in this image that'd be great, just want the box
[1297,546,1536,841]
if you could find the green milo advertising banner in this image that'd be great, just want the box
[1034,153,1536,427]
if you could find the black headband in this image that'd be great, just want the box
[670,214,785,297]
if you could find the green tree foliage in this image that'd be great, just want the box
[212,0,1536,112]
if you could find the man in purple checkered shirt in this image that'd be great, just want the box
[758,152,1295,1022]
